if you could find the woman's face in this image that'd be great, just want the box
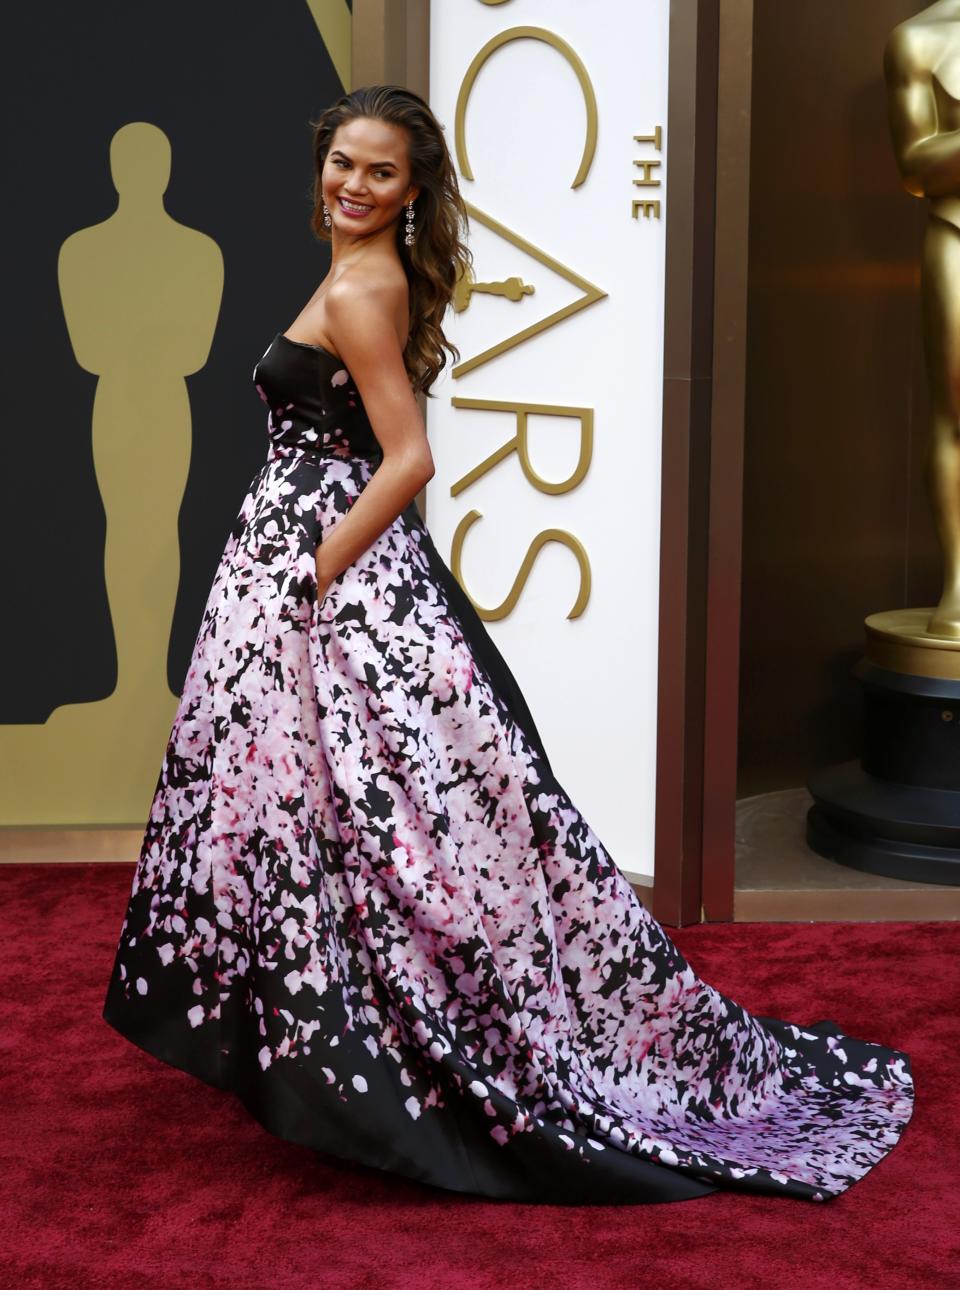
[322,115,420,236]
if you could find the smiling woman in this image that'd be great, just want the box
[329,152,391,216]
[101,84,914,1208]
[307,86,473,397]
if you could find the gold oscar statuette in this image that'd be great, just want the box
[805,4,960,885]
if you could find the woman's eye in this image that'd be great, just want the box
[330,159,392,178]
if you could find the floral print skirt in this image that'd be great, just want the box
[102,443,915,1205]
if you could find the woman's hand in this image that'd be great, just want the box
[314,553,333,611]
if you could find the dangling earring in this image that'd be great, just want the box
[404,200,415,246]
[323,202,332,229]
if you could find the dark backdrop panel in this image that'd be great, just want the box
[2,1,343,722]
[737,0,941,796]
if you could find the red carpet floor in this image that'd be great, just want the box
[0,861,956,1290]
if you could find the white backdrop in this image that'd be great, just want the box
[426,0,670,882]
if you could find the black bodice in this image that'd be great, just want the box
[253,331,382,462]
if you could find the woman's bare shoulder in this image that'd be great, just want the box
[329,257,408,304]
[326,259,409,344]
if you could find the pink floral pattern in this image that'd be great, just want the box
[102,332,915,1204]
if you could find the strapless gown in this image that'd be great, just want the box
[102,330,914,1204]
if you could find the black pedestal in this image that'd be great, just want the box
[806,660,960,885]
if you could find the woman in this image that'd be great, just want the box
[103,85,914,1205]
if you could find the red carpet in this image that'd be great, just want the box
[1,862,956,1289]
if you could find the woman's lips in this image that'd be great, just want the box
[338,196,373,218]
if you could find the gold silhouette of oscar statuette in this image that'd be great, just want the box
[452,267,535,314]
[0,122,224,825]
[880,0,960,666]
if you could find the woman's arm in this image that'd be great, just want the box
[313,276,435,599]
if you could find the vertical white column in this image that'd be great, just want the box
[427,0,670,882]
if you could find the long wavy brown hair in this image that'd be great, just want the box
[308,85,473,397]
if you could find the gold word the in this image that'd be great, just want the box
[633,126,663,220]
